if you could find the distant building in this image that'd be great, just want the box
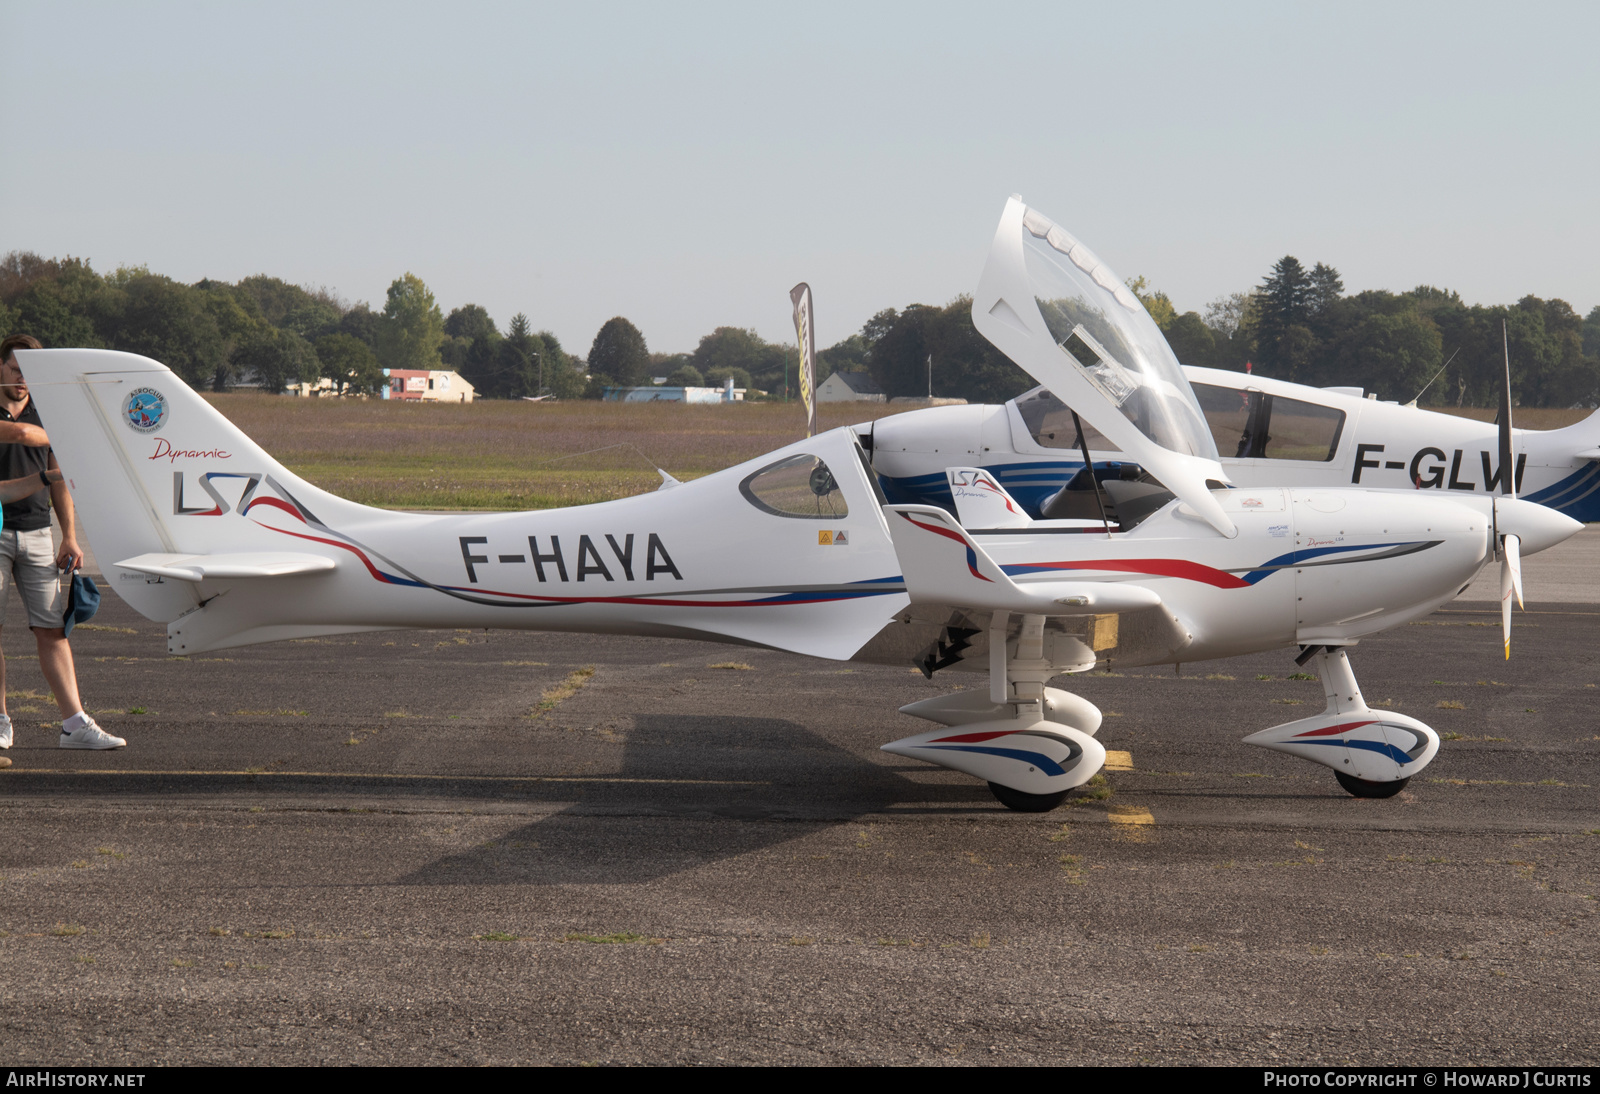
[816,370,885,403]
[383,369,476,403]
[603,378,745,404]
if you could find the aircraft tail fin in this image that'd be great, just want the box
[17,348,379,622]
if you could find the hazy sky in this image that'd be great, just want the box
[4,1,1596,354]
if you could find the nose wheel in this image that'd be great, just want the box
[1334,771,1410,799]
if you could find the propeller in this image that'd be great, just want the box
[1496,319,1520,659]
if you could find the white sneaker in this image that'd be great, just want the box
[60,717,126,750]
[0,715,11,749]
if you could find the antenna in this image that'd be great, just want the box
[1405,347,1460,407]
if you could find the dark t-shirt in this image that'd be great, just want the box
[0,399,52,531]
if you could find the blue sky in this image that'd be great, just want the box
[3,1,1596,354]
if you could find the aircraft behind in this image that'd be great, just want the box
[866,367,1600,524]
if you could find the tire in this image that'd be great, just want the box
[987,781,1071,813]
[1335,771,1410,799]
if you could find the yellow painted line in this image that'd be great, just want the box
[1103,750,1134,772]
[4,769,769,786]
[1107,806,1154,826]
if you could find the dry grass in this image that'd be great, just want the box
[203,394,904,511]
[531,666,597,718]
[1430,407,1590,429]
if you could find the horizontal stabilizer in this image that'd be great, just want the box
[946,468,1032,528]
[885,504,1161,616]
[115,552,337,583]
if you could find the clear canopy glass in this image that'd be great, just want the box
[1019,208,1218,461]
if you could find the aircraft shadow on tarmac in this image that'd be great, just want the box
[396,713,991,887]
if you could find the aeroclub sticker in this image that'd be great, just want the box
[124,387,168,434]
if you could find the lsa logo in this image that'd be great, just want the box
[173,471,264,516]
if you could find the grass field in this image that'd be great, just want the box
[1429,406,1590,430]
[202,394,1596,512]
[203,395,906,510]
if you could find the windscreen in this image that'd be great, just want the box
[1019,208,1218,461]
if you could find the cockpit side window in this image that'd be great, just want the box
[1014,386,1122,452]
[1192,383,1346,462]
[739,454,849,519]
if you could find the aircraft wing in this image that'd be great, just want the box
[886,503,1160,616]
[880,503,1193,673]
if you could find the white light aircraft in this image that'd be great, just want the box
[869,345,1600,524]
[20,197,1581,811]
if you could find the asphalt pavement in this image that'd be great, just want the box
[0,563,1596,1064]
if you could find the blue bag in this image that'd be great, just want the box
[62,572,100,637]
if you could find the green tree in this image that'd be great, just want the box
[587,316,650,389]
[494,340,533,398]
[863,297,1032,403]
[12,281,100,350]
[535,330,584,399]
[1,254,104,350]
[689,327,767,388]
[235,327,320,394]
[1164,311,1216,366]
[1254,256,1313,379]
[316,332,384,395]
[666,363,703,386]
[339,304,385,353]
[95,269,225,389]
[1326,310,1443,401]
[1125,276,1176,330]
[818,333,870,383]
[378,273,445,372]
[444,304,498,343]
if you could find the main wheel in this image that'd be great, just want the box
[987,781,1071,813]
[1335,771,1410,799]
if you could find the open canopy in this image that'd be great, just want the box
[971,197,1236,537]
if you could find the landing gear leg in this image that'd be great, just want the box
[883,612,1106,812]
[1242,645,1440,797]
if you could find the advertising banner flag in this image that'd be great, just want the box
[790,282,818,437]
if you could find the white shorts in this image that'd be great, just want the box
[0,527,66,630]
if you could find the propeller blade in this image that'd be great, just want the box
[1499,533,1522,660]
[1500,555,1512,660]
[1499,319,1515,498]
[1506,532,1523,610]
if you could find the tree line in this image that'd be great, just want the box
[1160,259,1600,407]
[4,249,1597,407]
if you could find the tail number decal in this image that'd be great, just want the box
[459,534,682,584]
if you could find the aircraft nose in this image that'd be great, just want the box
[1494,496,1583,555]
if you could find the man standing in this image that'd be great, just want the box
[0,334,124,751]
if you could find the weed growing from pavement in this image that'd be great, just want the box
[707,661,754,670]
[532,667,597,718]
[563,932,661,944]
